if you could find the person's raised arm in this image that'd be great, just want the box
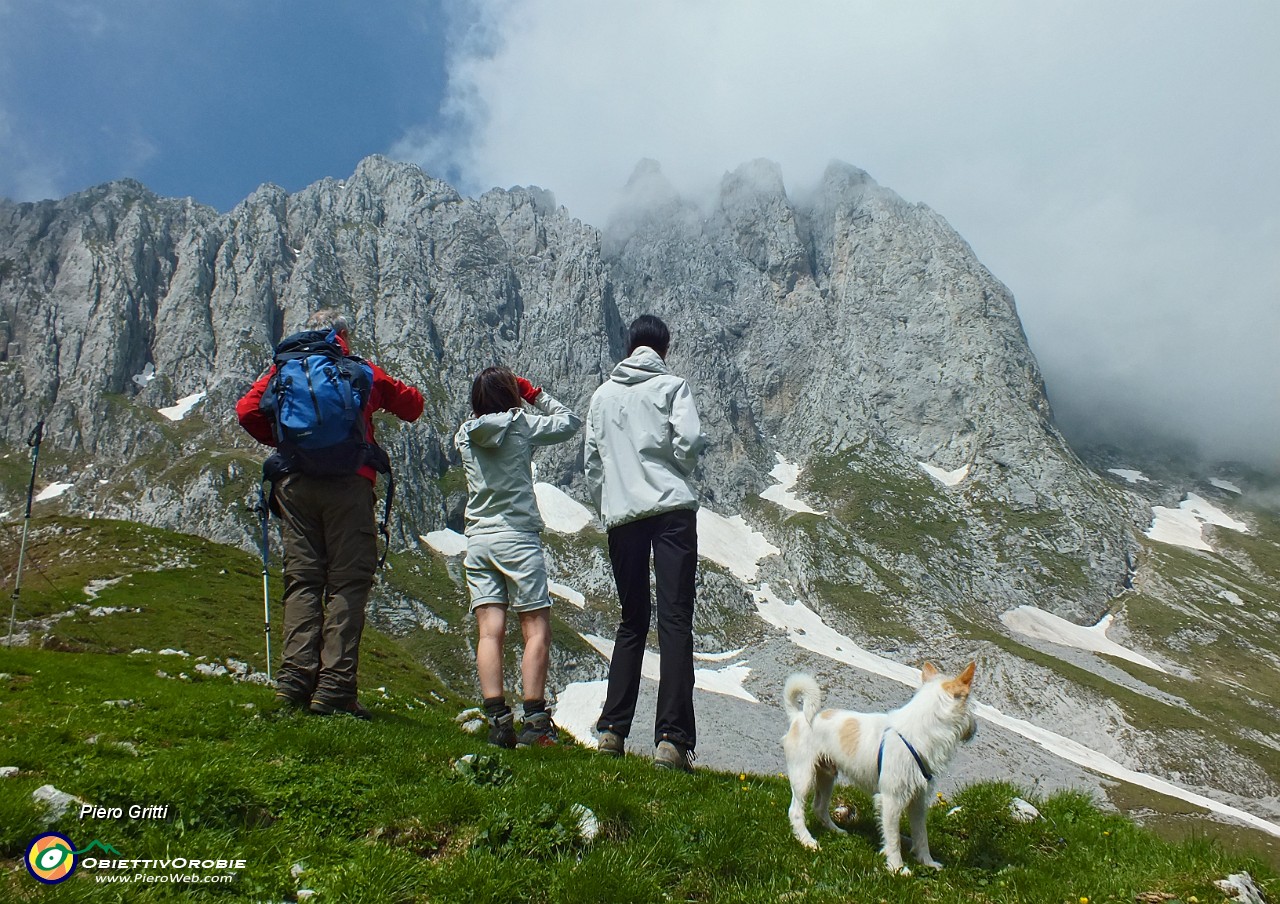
[525,388,582,446]
[371,364,424,422]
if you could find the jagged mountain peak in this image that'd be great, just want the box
[0,153,1138,621]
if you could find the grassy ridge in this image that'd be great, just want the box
[3,648,1275,903]
[0,518,1276,902]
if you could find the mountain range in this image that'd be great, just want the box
[1,155,1276,845]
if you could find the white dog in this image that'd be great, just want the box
[782,662,977,874]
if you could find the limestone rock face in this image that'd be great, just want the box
[0,155,1140,621]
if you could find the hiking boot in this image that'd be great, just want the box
[272,692,309,712]
[517,712,559,747]
[654,740,695,773]
[309,698,372,721]
[488,711,516,749]
[597,729,625,758]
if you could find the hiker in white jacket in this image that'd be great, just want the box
[455,366,581,748]
[584,315,707,771]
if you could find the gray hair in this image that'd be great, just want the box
[306,309,349,334]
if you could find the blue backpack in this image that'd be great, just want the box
[259,329,384,478]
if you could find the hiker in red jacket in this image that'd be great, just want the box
[236,310,423,719]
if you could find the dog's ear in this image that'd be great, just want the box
[958,661,976,686]
[921,662,940,682]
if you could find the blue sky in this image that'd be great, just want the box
[0,1,448,209]
[3,1,1278,467]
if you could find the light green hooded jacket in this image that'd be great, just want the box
[455,392,581,536]
[583,347,707,530]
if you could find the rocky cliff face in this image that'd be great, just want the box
[0,155,1138,616]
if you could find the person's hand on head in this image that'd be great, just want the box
[516,377,542,403]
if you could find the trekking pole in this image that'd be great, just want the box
[7,420,44,647]
[252,484,273,682]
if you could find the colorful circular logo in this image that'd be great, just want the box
[25,833,77,884]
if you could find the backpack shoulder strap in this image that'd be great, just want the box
[376,469,394,570]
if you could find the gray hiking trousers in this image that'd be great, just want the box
[272,472,378,705]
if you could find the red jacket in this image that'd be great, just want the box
[235,334,424,482]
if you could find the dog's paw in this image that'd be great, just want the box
[792,830,820,850]
[887,863,911,876]
[918,857,943,870]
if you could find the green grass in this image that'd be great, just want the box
[800,447,963,555]
[435,466,468,499]
[1,518,1275,901]
[1,644,1273,902]
[812,578,919,642]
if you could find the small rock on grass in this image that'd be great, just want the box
[455,707,486,734]
[1214,873,1265,904]
[1010,797,1040,822]
[571,804,600,842]
[33,785,88,824]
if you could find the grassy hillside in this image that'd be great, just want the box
[1,518,1275,902]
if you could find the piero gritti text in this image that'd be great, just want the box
[80,804,172,820]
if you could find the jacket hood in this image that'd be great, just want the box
[462,411,516,447]
[609,347,669,385]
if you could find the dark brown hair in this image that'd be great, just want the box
[471,366,522,417]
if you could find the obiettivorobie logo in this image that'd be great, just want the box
[24,834,122,885]
[25,833,245,887]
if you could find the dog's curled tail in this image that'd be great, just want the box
[783,673,822,725]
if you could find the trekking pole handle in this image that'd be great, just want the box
[27,420,44,448]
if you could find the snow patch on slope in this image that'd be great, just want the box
[547,580,585,608]
[1001,606,1166,673]
[1146,493,1248,552]
[1108,468,1149,484]
[552,679,609,749]
[421,529,467,557]
[696,509,779,582]
[534,482,593,533]
[759,454,824,514]
[34,482,73,502]
[158,391,206,421]
[919,461,969,486]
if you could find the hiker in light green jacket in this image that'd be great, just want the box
[455,366,581,748]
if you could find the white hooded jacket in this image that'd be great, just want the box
[583,347,707,530]
[455,392,581,536]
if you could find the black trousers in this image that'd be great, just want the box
[596,508,698,749]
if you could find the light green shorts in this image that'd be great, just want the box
[464,530,552,613]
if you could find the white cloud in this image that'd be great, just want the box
[396,0,1280,468]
